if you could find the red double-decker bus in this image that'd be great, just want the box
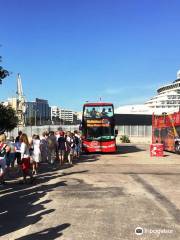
[152,111,180,153]
[81,102,118,153]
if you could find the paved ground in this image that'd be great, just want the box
[0,144,180,240]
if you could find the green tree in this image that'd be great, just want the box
[0,53,9,84]
[120,135,130,143]
[0,66,9,84]
[0,104,18,133]
[26,117,35,126]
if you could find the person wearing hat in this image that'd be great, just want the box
[0,134,10,185]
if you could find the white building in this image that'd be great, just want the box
[51,106,60,120]
[2,98,17,109]
[60,108,74,123]
[76,111,82,121]
[51,106,77,123]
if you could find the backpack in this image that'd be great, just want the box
[48,136,56,149]
[74,136,80,145]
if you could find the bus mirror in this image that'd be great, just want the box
[115,129,118,136]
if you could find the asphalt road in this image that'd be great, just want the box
[0,144,180,240]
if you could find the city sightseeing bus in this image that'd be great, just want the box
[81,102,118,153]
[152,111,180,153]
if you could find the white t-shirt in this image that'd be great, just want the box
[33,139,41,155]
[20,142,30,159]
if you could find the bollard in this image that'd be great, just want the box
[150,143,164,157]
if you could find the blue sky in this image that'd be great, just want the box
[1,0,180,111]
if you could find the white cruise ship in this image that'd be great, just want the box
[115,70,180,115]
[145,70,180,114]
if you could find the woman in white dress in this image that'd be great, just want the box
[32,135,41,175]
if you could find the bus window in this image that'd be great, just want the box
[160,128,168,138]
[175,126,180,136]
[154,129,160,138]
[84,106,113,119]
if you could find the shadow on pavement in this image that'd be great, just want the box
[76,144,147,157]
[0,164,72,238]
[75,153,101,164]
[15,224,70,240]
[61,170,89,177]
[117,144,146,154]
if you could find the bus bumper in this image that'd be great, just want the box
[82,140,116,153]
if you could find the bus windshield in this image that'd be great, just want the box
[81,102,117,152]
[84,105,113,119]
[86,126,115,141]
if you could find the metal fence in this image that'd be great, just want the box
[116,125,152,137]
[7,124,152,139]
[7,125,79,138]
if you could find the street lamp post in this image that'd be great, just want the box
[33,103,39,126]
[34,110,37,126]
[24,105,28,127]
[39,112,42,126]
[34,109,42,126]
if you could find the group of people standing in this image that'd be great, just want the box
[0,129,81,185]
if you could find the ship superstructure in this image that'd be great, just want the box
[145,70,180,114]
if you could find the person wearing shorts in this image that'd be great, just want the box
[58,131,66,166]
[74,131,81,159]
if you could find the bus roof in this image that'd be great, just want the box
[83,102,113,107]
